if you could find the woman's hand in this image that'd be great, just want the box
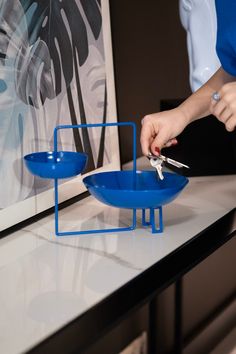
[140,107,189,156]
[210,82,236,132]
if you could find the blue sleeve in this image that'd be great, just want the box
[215,0,236,76]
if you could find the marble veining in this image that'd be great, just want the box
[25,228,144,272]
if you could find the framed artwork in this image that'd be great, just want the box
[0,0,120,231]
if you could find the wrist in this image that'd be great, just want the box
[175,105,193,126]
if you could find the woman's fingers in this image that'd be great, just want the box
[140,109,187,156]
[164,138,178,147]
[211,83,236,132]
[211,98,227,119]
[225,115,236,132]
[150,127,174,155]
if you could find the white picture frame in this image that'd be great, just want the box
[0,0,120,231]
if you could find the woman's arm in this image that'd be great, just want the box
[179,66,235,122]
[140,67,236,156]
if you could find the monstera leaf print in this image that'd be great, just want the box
[0,0,107,179]
[17,0,102,104]
[20,0,105,170]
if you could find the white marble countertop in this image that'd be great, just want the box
[0,174,236,354]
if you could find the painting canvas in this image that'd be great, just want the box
[0,0,120,231]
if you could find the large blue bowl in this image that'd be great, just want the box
[83,171,188,209]
[24,151,87,179]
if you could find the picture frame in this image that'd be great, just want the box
[0,0,120,232]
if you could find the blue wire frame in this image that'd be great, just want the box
[53,122,163,236]
[54,122,137,236]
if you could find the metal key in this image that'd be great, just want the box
[147,152,189,180]
[149,156,164,180]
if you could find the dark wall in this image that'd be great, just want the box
[109,0,191,163]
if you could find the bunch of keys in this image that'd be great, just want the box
[147,152,189,180]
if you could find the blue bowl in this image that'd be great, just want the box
[24,151,87,179]
[83,170,188,209]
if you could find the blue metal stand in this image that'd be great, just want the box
[53,122,141,236]
[24,121,167,236]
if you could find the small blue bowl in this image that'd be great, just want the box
[24,151,87,179]
[83,170,188,209]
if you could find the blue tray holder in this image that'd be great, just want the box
[45,122,163,236]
